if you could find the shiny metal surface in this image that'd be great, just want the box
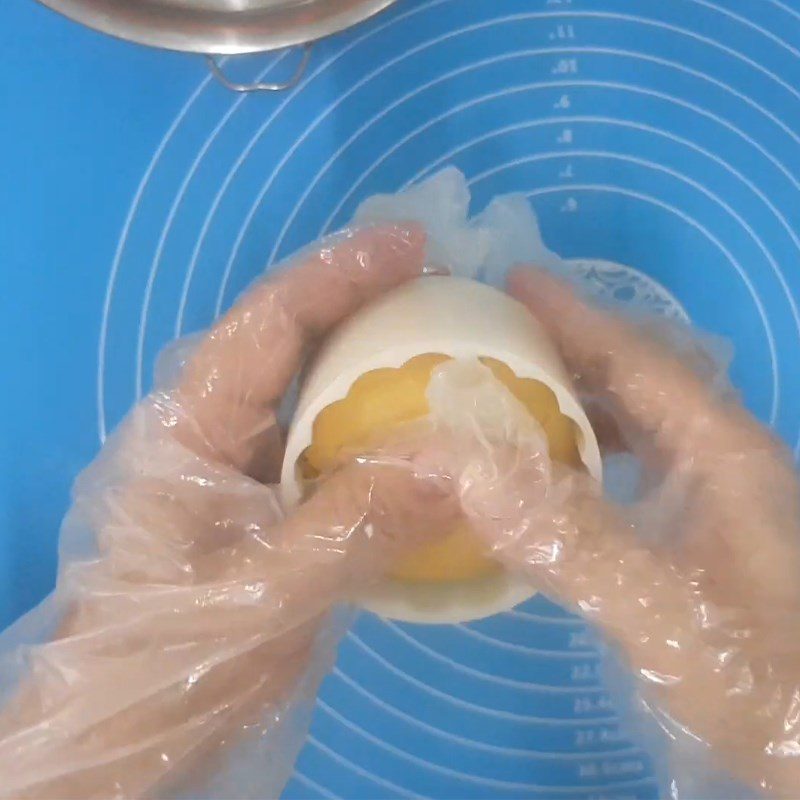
[205,45,311,91]
[35,0,399,54]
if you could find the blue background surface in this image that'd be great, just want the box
[2,1,800,796]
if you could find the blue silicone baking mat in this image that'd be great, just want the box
[3,1,800,797]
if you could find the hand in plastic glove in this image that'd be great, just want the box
[457,268,800,798]
[0,224,456,800]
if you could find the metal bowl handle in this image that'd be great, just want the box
[205,45,312,93]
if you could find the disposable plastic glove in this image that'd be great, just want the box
[0,224,460,800]
[445,267,800,799]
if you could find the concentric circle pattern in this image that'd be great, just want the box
[97,2,800,797]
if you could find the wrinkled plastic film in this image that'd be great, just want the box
[455,270,800,799]
[0,170,798,800]
[358,171,800,798]
[340,306,800,800]
[0,223,453,799]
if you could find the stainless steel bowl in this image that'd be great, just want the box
[37,0,399,55]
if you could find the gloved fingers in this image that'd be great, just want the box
[508,268,800,616]
[67,451,459,645]
[0,443,458,800]
[176,223,427,471]
[450,436,705,682]
[507,267,776,463]
[424,345,800,796]
[278,448,460,585]
[455,449,766,769]
[410,367,741,733]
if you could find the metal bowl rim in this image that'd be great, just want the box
[36,0,399,54]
